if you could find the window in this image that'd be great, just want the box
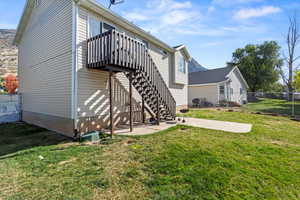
[219,86,225,95]
[89,17,102,38]
[240,88,243,95]
[103,22,115,32]
[178,55,186,73]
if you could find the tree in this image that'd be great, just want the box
[294,70,300,91]
[228,41,282,92]
[278,13,300,100]
[0,77,5,91]
[4,74,19,94]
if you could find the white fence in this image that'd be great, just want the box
[0,94,21,124]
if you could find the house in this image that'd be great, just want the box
[14,0,191,138]
[188,66,248,106]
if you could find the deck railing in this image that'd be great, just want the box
[87,30,176,118]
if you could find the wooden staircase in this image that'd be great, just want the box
[86,30,176,121]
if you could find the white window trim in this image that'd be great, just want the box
[87,13,117,38]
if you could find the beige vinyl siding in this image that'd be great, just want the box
[169,51,188,106]
[148,45,171,86]
[18,0,73,118]
[226,69,248,104]
[188,84,219,106]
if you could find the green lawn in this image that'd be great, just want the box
[244,98,300,117]
[1,110,300,200]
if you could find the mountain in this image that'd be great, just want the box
[0,29,18,78]
[188,58,207,73]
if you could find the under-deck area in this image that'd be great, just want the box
[85,30,177,135]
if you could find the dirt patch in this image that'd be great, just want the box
[270,140,300,147]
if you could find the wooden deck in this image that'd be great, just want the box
[86,30,176,134]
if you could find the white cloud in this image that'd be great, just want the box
[162,10,198,25]
[0,23,16,29]
[234,6,282,20]
[124,13,149,21]
[148,0,192,11]
[120,0,269,38]
[122,0,200,35]
[213,0,264,5]
[208,6,216,12]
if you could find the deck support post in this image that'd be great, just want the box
[109,70,114,137]
[129,72,133,132]
[142,98,145,123]
[156,95,160,126]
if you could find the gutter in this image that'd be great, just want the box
[189,80,229,87]
[72,1,79,138]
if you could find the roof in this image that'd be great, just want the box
[188,58,207,73]
[189,67,233,85]
[14,0,190,58]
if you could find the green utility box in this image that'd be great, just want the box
[80,131,101,142]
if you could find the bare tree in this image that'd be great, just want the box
[279,13,300,100]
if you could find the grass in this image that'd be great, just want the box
[244,98,300,117]
[1,109,300,200]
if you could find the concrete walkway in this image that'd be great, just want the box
[181,117,252,133]
[114,122,177,136]
[115,118,252,136]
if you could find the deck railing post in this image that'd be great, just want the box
[156,95,160,126]
[142,97,145,124]
[129,72,133,132]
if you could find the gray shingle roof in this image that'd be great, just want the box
[189,67,233,85]
[188,58,207,73]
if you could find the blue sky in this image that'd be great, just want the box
[1,0,299,69]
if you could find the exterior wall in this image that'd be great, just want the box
[226,69,248,104]
[77,5,187,108]
[76,8,143,133]
[18,0,74,135]
[23,111,74,137]
[188,84,219,106]
[170,51,188,106]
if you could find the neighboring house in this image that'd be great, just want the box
[14,0,191,138]
[188,58,207,73]
[188,66,248,106]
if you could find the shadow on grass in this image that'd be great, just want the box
[247,98,300,117]
[0,123,70,158]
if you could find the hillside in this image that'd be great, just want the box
[0,29,17,78]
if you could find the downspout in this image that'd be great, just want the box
[72,0,79,138]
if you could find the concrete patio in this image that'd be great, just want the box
[114,117,252,136]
